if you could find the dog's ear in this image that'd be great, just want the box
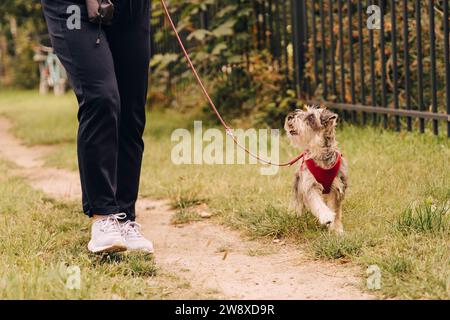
[320,110,338,127]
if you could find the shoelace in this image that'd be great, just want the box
[121,221,144,240]
[96,213,127,234]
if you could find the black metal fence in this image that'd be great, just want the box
[151,0,450,137]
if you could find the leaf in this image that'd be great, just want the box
[193,51,210,62]
[237,8,253,17]
[212,20,236,38]
[176,20,190,33]
[211,43,227,56]
[150,53,179,69]
[187,29,212,41]
[216,5,237,18]
[286,89,296,98]
[228,55,243,64]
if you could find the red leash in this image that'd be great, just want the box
[160,0,304,167]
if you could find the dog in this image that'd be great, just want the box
[284,106,348,234]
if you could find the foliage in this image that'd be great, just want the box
[0,0,46,88]
[150,0,298,127]
[151,0,450,129]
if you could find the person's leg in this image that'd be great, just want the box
[95,1,153,254]
[41,0,121,217]
[106,0,151,221]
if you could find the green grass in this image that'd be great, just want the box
[311,232,370,260]
[0,160,163,299]
[395,201,449,235]
[0,90,78,145]
[0,90,79,170]
[0,90,449,299]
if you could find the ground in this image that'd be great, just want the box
[0,90,448,299]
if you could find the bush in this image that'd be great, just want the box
[11,44,39,89]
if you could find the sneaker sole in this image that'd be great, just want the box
[127,248,155,254]
[88,242,128,254]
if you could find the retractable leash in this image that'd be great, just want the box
[160,0,305,167]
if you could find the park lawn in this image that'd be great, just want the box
[0,157,171,299]
[0,91,210,299]
[0,90,449,299]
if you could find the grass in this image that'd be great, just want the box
[0,160,163,299]
[0,157,218,299]
[311,232,369,260]
[170,208,202,225]
[168,187,206,225]
[0,90,79,170]
[0,90,449,299]
[395,201,449,235]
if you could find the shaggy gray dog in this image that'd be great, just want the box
[285,106,348,234]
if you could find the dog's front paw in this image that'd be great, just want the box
[318,210,335,226]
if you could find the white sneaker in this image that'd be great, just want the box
[87,213,128,254]
[121,221,154,253]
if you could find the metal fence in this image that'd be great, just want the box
[152,0,450,137]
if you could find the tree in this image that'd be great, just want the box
[0,0,46,87]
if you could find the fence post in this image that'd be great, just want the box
[415,0,425,133]
[273,0,282,65]
[444,0,450,137]
[261,0,268,48]
[253,0,262,50]
[200,9,208,30]
[282,0,290,83]
[149,0,155,61]
[291,0,307,99]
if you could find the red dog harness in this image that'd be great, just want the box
[301,153,342,194]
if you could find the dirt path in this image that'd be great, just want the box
[0,117,373,300]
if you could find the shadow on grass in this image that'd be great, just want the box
[88,252,157,278]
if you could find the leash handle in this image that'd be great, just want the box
[160,0,304,167]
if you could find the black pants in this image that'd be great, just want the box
[42,0,151,220]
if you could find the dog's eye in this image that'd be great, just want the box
[287,115,294,121]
